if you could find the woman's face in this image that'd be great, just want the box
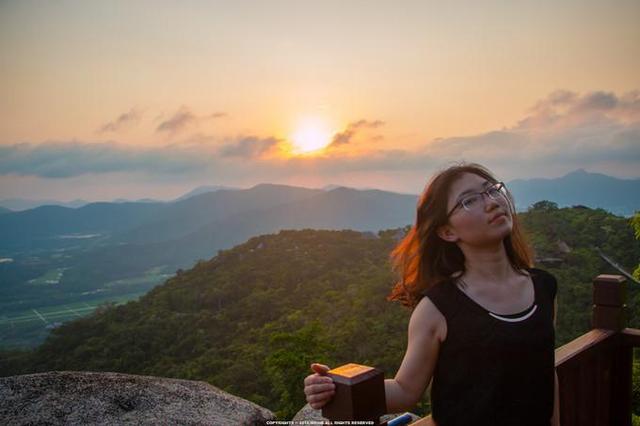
[440,172,513,247]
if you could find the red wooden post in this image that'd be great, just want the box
[591,274,631,426]
[592,274,626,330]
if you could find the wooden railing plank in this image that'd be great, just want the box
[553,275,632,426]
[554,329,615,366]
[622,327,640,347]
[612,337,633,426]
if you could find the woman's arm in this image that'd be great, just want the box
[551,297,561,426]
[384,296,445,413]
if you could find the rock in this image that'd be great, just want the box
[292,403,328,423]
[556,240,572,254]
[0,371,275,425]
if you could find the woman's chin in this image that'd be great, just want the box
[460,234,510,249]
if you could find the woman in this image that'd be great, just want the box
[303,163,560,426]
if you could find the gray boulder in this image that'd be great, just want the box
[0,371,275,425]
[292,403,328,423]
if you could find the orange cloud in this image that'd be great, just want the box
[327,119,385,149]
[156,107,227,136]
[98,108,142,133]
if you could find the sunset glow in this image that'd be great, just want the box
[290,118,333,154]
[0,1,638,200]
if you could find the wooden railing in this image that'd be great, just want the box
[554,274,639,426]
[322,274,639,426]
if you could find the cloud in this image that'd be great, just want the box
[0,141,210,178]
[156,107,227,135]
[98,108,141,133]
[276,90,639,179]
[1,90,638,181]
[422,89,640,178]
[328,119,385,148]
[217,136,280,159]
[520,90,640,130]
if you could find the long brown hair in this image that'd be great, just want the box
[387,162,533,309]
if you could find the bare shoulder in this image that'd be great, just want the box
[410,295,447,343]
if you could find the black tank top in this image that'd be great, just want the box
[421,268,557,426]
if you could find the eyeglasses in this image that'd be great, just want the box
[446,182,508,217]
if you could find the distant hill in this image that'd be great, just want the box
[173,185,241,201]
[0,201,167,252]
[0,198,90,211]
[157,184,415,257]
[112,198,160,203]
[0,184,417,327]
[1,170,638,321]
[507,169,640,216]
[58,186,417,287]
[2,170,638,253]
[0,184,416,253]
[320,184,345,191]
[2,168,637,217]
[320,184,381,191]
[115,183,329,245]
[0,184,324,251]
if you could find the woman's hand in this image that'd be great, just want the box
[303,363,336,409]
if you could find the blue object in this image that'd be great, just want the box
[387,412,413,426]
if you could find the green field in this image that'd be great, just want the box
[0,264,174,349]
[27,268,66,285]
[0,291,147,349]
[104,271,173,288]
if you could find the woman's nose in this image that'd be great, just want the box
[483,193,501,210]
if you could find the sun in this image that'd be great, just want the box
[290,118,333,154]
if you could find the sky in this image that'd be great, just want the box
[1,0,639,201]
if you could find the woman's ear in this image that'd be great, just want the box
[437,224,458,243]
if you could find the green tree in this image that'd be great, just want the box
[264,322,333,419]
[632,213,640,418]
[632,212,640,280]
[633,349,640,416]
[529,200,559,211]
[4,219,639,417]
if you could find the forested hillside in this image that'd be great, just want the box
[1,203,638,419]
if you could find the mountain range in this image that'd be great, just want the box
[0,169,638,331]
[507,169,640,216]
[1,170,638,252]
[2,169,638,215]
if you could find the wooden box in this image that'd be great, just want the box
[322,363,386,422]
